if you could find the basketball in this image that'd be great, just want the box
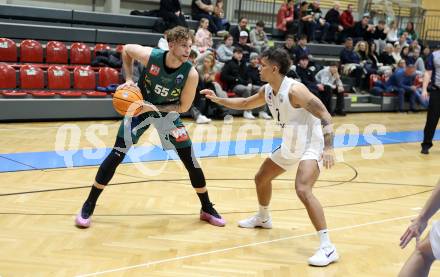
[112,86,143,116]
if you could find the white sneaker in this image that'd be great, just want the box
[196,115,212,124]
[308,244,339,267]
[258,111,272,120]
[238,215,272,229]
[243,111,256,120]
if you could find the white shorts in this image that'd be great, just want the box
[270,145,323,171]
[430,220,440,260]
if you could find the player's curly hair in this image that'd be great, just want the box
[260,47,292,75]
[166,26,194,43]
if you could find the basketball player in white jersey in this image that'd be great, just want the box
[399,179,440,277]
[201,48,338,266]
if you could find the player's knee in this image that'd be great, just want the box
[189,167,206,188]
[95,148,126,185]
[254,170,270,186]
[295,185,312,202]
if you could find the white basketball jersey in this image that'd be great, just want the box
[264,77,324,156]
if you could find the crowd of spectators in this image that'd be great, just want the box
[154,0,430,123]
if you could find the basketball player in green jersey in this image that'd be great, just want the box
[75,26,225,228]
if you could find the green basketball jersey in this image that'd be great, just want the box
[138,48,192,105]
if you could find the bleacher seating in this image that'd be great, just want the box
[46,41,68,64]
[0,38,17,62]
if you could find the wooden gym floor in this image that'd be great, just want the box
[0,112,439,277]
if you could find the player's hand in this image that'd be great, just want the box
[117,80,138,91]
[200,89,221,103]
[322,147,335,169]
[422,89,429,101]
[400,217,428,249]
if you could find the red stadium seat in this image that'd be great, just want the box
[30,91,56,97]
[85,91,107,97]
[98,67,119,87]
[73,66,95,89]
[46,41,68,64]
[20,39,43,63]
[20,65,44,89]
[0,63,17,88]
[70,42,91,64]
[58,91,83,97]
[215,72,236,97]
[48,65,70,90]
[1,90,27,97]
[0,38,17,62]
[94,43,111,57]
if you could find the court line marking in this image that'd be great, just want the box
[76,214,415,277]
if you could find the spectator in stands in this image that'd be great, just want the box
[393,42,402,64]
[368,42,382,70]
[397,59,406,70]
[422,46,431,62]
[195,18,213,53]
[373,20,387,53]
[293,34,313,64]
[191,0,224,36]
[233,31,255,63]
[324,2,343,43]
[213,0,230,32]
[295,55,319,95]
[159,0,188,29]
[216,34,234,63]
[250,21,269,53]
[352,14,375,43]
[401,45,415,65]
[282,34,296,61]
[157,30,169,50]
[189,49,198,64]
[193,53,217,124]
[410,39,421,53]
[340,4,355,42]
[413,48,425,75]
[340,37,363,92]
[380,43,397,67]
[398,32,410,47]
[315,61,346,116]
[399,21,418,41]
[276,0,296,35]
[309,0,330,43]
[300,1,317,42]
[354,41,376,88]
[372,64,423,112]
[220,47,256,119]
[246,53,272,119]
[386,21,399,44]
[230,17,249,43]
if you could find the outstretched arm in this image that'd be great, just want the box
[288,83,335,169]
[400,180,440,249]
[201,86,267,110]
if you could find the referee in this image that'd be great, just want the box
[421,45,440,155]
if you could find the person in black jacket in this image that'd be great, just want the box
[159,0,188,29]
[220,47,256,119]
[352,15,374,44]
[191,0,222,35]
[324,3,342,43]
[295,55,319,95]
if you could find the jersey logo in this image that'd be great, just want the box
[171,127,189,142]
[149,64,160,76]
[176,74,184,85]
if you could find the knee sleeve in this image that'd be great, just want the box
[95,136,130,185]
[176,147,206,188]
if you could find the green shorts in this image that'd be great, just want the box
[116,111,192,150]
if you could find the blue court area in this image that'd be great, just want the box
[0,129,439,173]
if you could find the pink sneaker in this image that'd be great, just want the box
[200,207,226,227]
[75,213,91,228]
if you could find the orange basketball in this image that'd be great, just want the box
[112,86,143,116]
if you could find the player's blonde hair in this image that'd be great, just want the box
[166,26,194,44]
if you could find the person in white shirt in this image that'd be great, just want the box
[201,48,339,267]
[315,62,346,116]
[157,30,169,51]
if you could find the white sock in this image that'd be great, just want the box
[318,229,332,248]
[257,205,270,220]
